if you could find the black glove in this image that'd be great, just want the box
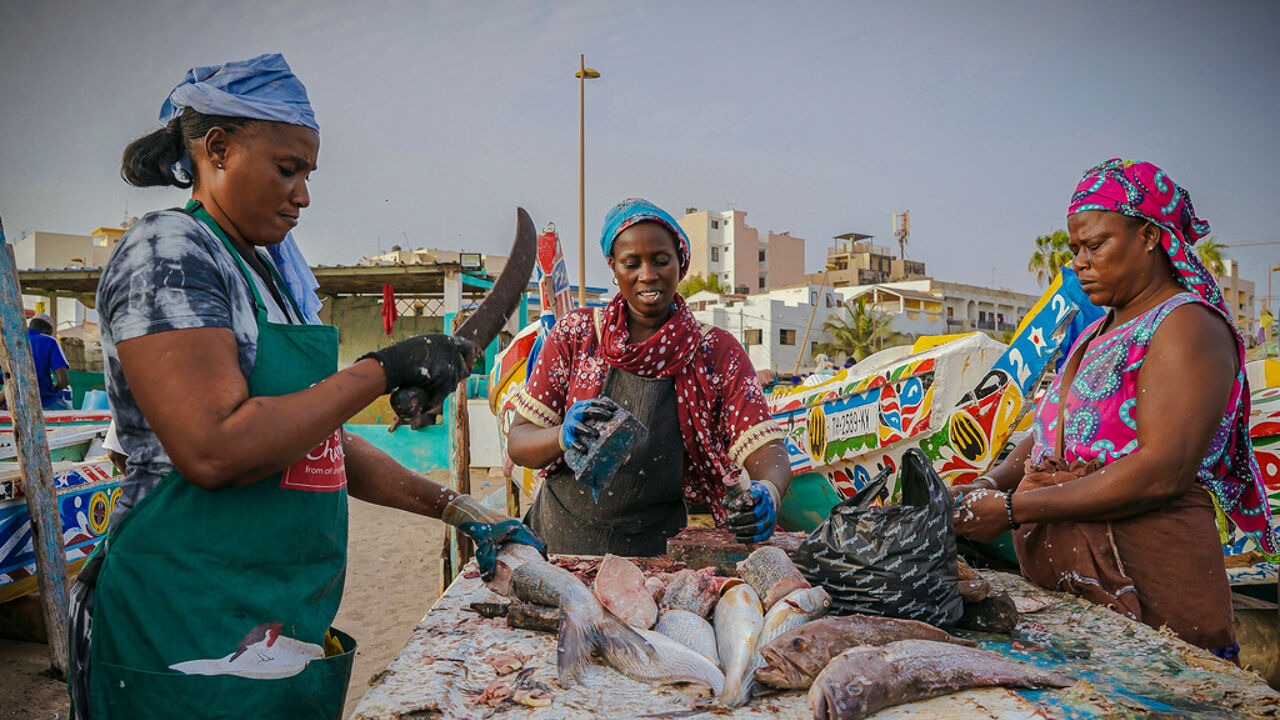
[359,335,473,429]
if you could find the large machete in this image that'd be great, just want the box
[389,207,538,430]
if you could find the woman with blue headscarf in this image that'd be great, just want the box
[506,198,792,556]
[69,54,539,719]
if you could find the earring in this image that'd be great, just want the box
[1146,245,1154,253]
[216,162,224,169]
[611,276,619,286]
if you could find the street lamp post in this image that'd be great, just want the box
[575,54,600,309]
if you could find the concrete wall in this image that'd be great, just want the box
[764,231,806,289]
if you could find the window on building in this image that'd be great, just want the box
[745,329,762,346]
[711,220,719,229]
[759,250,767,262]
[780,329,796,345]
[759,276,767,290]
[711,247,720,262]
[825,294,833,308]
[947,306,954,317]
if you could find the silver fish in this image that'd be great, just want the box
[655,608,719,666]
[732,586,831,706]
[505,550,653,685]
[600,627,726,694]
[715,583,764,708]
[809,639,1074,720]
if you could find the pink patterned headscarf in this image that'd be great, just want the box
[1068,158,1277,557]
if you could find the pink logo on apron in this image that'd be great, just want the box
[281,429,347,491]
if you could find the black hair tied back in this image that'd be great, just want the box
[121,118,190,188]
[120,109,254,189]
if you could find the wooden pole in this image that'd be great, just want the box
[439,310,474,595]
[0,223,69,678]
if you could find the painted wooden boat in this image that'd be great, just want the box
[0,456,119,603]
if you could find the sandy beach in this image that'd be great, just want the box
[0,468,480,719]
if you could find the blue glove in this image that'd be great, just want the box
[560,397,618,453]
[724,480,780,543]
[458,519,547,582]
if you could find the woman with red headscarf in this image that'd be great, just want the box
[507,198,790,556]
[951,159,1275,662]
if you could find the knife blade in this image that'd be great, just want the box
[389,207,538,430]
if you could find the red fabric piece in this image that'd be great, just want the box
[381,283,397,335]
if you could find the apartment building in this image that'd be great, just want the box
[678,208,806,293]
[1220,259,1258,339]
[809,233,927,287]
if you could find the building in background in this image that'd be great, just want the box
[678,208,806,294]
[14,226,125,328]
[1220,259,1258,340]
[810,232,927,287]
[686,283,839,373]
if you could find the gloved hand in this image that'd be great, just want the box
[723,480,780,544]
[442,494,546,582]
[359,334,474,429]
[559,397,619,454]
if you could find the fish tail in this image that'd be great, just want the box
[720,668,758,709]
[557,606,653,685]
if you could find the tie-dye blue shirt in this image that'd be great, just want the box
[97,209,297,525]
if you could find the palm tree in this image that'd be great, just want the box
[1027,230,1073,287]
[1192,237,1227,278]
[678,273,723,297]
[813,297,900,362]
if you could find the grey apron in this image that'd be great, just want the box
[527,368,685,556]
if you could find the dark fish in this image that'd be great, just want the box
[755,613,976,689]
[808,639,1073,720]
[508,554,653,685]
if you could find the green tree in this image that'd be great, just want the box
[678,273,723,297]
[813,297,901,362]
[1192,237,1227,278]
[1027,229,1073,287]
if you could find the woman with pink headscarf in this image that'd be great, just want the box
[951,159,1275,662]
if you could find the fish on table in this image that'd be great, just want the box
[654,608,719,666]
[756,613,977,690]
[494,544,654,685]
[599,627,726,695]
[808,638,1074,720]
[593,553,659,629]
[716,583,765,708]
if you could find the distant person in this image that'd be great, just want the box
[68,52,541,719]
[506,198,792,554]
[29,313,72,410]
[950,159,1274,663]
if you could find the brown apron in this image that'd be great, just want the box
[527,368,686,556]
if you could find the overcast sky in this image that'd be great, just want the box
[2,1,1277,301]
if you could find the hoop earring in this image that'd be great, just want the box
[611,276,619,286]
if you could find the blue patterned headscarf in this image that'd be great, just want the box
[600,198,691,278]
[159,52,318,131]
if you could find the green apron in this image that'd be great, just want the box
[88,202,355,719]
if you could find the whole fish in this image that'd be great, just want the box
[599,627,726,695]
[808,639,1074,720]
[715,583,764,708]
[729,586,831,705]
[503,549,653,685]
[654,608,719,666]
[756,613,977,690]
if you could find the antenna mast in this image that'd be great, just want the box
[893,210,910,260]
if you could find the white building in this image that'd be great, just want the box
[686,283,841,373]
[14,227,124,329]
[687,278,1040,373]
[1220,259,1257,340]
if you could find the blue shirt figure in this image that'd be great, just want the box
[28,314,71,409]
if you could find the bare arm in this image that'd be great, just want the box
[743,439,792,498]
[506,413,564,469]
[1012,304,1236,523]
[117,326,387,490]
[343,431,459,517]
[53,367,70,392]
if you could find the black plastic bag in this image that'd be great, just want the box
[792,447,962,628]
